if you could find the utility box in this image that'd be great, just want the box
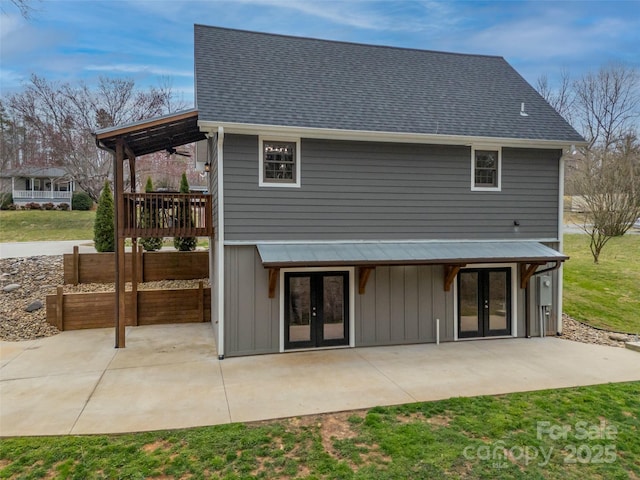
[537,275,553,306]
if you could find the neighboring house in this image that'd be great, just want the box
[1,167,75,208]
[192,25,586,358]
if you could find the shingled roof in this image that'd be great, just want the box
[195,25,583,143]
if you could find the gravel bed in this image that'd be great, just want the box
[1,256,635,348]
[0,255,209,342]
[559,314,637,348]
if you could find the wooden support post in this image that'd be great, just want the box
[114,139,126,348]
[56,286,64,330]
[137,245,144,283]
[268,268,279,299]
[520,263,545,289]
[131,238,138,326]
[72,245,79,285]
[128,156,136,192]
[444,264,465,292]
[358,267,373,294]
[198,280,204,322]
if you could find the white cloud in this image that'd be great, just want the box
[84,64,193,78]
[230,0,457,33]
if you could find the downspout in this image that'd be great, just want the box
[216,126,225,360]
[206,133,215,344]
[556,154,565,334]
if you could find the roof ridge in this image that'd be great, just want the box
[194,23,505,61]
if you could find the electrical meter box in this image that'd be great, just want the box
[537,275,553,306]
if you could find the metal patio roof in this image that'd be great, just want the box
[257,241,568,268]
[94,109,206,157]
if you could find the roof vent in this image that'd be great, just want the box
[520,102,529,117]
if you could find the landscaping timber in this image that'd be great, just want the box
[64,248,208,284]
[46,283,211,331]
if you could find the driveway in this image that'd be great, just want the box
[0,240,96,259]
[2,323,639,436]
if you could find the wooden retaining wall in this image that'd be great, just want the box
[63,248,209,284]
[46,284,211,331]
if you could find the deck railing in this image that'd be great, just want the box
[13,190,73,199]
[121,193,213,238]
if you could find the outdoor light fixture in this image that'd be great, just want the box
[204,161,210,172]
[513,220,520,233]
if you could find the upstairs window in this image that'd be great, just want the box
[259,138,301,187]
[472,148,501,191]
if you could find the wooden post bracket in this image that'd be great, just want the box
[268,268,279,299]
[444,264,466,292]
[520,263,546,289]
[358,267,374,294]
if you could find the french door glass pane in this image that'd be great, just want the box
[323,275,345,340]
[459,272,479,333]
[289,276,311,342]
[488,271,508,331]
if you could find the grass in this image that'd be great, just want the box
[0,210,210,248]
[0,210,96,242]
[563,234,640,333]
[1,382,638,479]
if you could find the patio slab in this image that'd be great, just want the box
[1,324,640,436]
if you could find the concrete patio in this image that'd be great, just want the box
[1,323,639,436]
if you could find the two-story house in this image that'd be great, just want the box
[192,25,585,358]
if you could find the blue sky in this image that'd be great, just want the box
[1,0,639,104]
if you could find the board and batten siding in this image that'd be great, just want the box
[222,246,531,356]
[222,135,561,241]
[224,245,280,356]
[356,265,454,346]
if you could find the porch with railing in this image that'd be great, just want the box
[121,192,213,237]
[13,190,73,200]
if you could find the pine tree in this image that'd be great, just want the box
[94,180,115,252]
[140,177,163,251]
[173,172,197,251]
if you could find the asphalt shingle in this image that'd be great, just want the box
[195,25,584,143]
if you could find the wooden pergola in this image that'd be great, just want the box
[94,109,212,348]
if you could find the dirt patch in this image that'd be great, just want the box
[396,411,451,428]
[319,411,364,451]
[397,412,425,423]
[427,414,452,428]
[142,440,172,453]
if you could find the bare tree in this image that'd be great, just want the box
[2,0,37,19]
[7,75,186,200]
[536,70,574,125]
[573,64,640,152]
[571,146,640,263]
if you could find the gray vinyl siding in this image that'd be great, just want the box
[223,135,561,241]
[224,245,279,357]
[356,265,455,346]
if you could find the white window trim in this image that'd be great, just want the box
[278,266,355,352]
[471,146,502,191]
[258,136,301,188]
[453,263,517,341]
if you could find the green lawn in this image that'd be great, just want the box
[0,210,96,242]
[1,382,638,479]
[563,234,640,333]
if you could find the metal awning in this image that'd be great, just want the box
[257,241,568,268]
